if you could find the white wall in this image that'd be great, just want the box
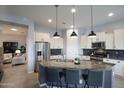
[0,12,35,73]
[0,6,11,16]
[35,24,64,45]
[35,32,50,42]
[0,33,26,48]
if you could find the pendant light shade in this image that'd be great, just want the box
[53,5,60,38]
[88,5,96,38]
[70,5,77,37]
[88,31,96,38]
[70,31,77,37]
[53,32,60,38]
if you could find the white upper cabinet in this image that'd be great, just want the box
[80,32,106,49]
[50,38,63,49]
[105,32,114,49]
[92,32,106,42]
[87,37,92,48]
[114,29,124,49]
[58,38,63,48]
[35,32,50,42]
[80,35,87,48]
[80,29,124,50]
[50,38,54,48]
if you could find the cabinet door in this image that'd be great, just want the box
[50,38,54,48]
[115,61,124,77]
[87,37,92,48]
[120,61,124,77]
[81,35,87,48]
[98,32,106,42]
[114,29,124,49]
[58,38,63,48]
[50,38,63,49]
[93,32,106,42]
[105,32,114,49]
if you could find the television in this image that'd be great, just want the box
[3,42,18,53]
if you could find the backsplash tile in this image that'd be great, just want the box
[82,49,124,60]
[106,49,124,60]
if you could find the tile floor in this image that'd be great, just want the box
[0,63,38,88]
[0,63,124,88]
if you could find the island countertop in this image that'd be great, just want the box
[39,60,115,70]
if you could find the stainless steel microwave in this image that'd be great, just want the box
[92,42,105,49]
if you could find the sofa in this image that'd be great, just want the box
[3,53,12,63]
[12,54,26,66]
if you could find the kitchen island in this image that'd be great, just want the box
[38,60,115,88]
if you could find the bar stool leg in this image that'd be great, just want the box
[75,84,77,88]
[66,83,68,88]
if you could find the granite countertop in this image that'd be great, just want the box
[39,60,115,70]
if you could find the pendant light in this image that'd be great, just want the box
[70,5,77,38]
[88,5,96,38]
[53,5,60,38]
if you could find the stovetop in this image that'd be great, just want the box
[90,48,107,61]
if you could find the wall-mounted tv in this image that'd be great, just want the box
[3,42,18,53]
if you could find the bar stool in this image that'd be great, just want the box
[46,67,62,88]
[65,69,80,88]
[38,65,47,88]
[82,69,89,88]
[87,70,103,88]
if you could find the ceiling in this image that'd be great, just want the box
[2,5,124,30]
[0,21,28,35]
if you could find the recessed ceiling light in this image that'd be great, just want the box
[108,12,114,17]
[10,28,18,31]
[71,8,76,13]
[48,19,52,23]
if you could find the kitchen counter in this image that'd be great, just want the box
[39,60,115,70]
[39,60,115,88]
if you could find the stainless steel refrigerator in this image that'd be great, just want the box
[35,42,50,72]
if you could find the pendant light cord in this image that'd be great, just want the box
[73,5,75,32]
[91,5,93,31]
[55,5,58,32]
